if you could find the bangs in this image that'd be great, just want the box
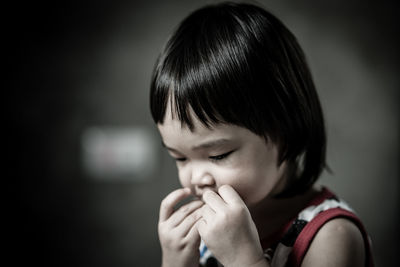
[150,4,266,132]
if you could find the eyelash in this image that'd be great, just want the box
[209,150,234,162]
[174,150,234,163]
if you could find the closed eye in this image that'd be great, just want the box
[209,150,234,162]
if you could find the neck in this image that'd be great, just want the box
[249,186,320,244]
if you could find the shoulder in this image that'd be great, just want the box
[301,218,365,267]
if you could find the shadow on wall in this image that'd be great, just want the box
[9,0,398,266]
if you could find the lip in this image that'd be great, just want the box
[189,188,202,199]
[193,188,217,200]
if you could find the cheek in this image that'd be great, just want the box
[177,167,191,188]
[221,163,279,205]
[215,167,258,197]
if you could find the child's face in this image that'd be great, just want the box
[157,108,287,208]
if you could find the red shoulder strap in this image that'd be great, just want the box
[288,208,374,267]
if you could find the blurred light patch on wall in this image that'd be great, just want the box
[81,126,157,181]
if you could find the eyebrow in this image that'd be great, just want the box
[192,138,231,150]
[162,138,231,152]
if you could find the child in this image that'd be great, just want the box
[150,2,373,267]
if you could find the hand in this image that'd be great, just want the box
[197,185,267,267]
[158,188,204,267]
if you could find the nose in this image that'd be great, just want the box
[191,166,215,190]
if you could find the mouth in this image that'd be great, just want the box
[193,188,217,200]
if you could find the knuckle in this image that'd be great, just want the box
[180,204,189,213]
[233,204,247,215]
[204,190,213,198]
[177,239,188,250]
[186,213,197,224]
[158,221,168,233]
[194,208,202,218]
[219,210,229,220]
[168,236,185,250]
[160,198,169,209]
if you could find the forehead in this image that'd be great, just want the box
[158,109,227,143]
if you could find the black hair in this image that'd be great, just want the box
[150,2,326,197]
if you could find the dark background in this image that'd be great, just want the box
[9,0,399,266]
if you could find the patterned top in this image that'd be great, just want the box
[199,187,374,267]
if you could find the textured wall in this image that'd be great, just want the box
[11,0,398,266]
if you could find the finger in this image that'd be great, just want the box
[200,204,215,223]
[179,207,203,237]
[196,218,207,237]
[218,184,245,205]
[202,190,227,213]
[159,188,191,222]
[169,200,204,227]
[184,218,202,245]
